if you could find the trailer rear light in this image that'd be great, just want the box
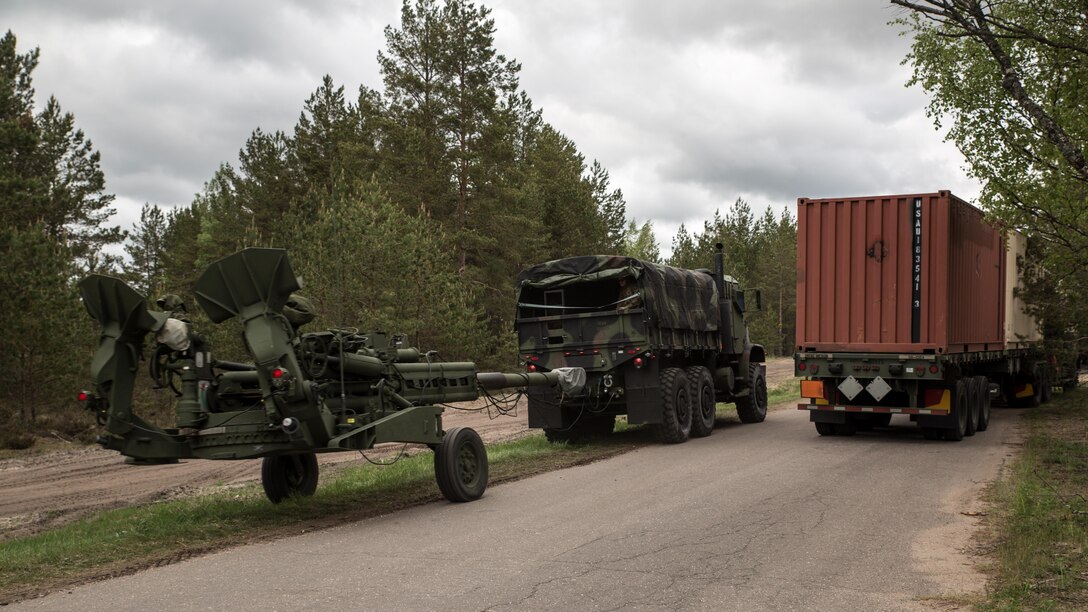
[916,364,926,377]
[800,380,825,399]
[634,357,644,368]
[798,362,806,371]
[77,391,89,402]
[929,364,939,374]
[527,364,537,372]
[810,364,819,374]
[271,367,287,379]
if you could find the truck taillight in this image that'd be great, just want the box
[798,362,807,371]
[77,391,89,402]
[634,357,644,368]
[527,364,537,372]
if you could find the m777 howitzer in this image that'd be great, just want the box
[78,248,584,503]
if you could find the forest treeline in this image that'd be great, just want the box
[0,1,796,442]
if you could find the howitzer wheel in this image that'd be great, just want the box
[686,366,716,438]
[261,452,319,503]
[435,427,488,502]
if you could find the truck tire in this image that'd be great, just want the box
[736,364,768,423]
[943,380,967,442]
[815,422,836,436]
[686,366,716,438]
[975,376,992,432]
[655,367,692,444]
[964,377,980,437]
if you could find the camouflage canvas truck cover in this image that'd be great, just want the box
[515,249,767,444]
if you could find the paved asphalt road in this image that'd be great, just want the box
[15,404,1019,611]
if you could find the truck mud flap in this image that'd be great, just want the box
[625,359,662,425]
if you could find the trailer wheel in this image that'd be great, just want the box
[736,364,768,424]
[975,376,992,432]
[943,381,967,442]
[815,422,836,436]
[686,366,716,438]
[964,377,980,437]
[435,426,488,502]
[655,367,692,444]
[261,452,319,503]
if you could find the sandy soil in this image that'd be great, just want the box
[0,357,795,540]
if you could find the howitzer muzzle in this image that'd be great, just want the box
[477,367,585,395]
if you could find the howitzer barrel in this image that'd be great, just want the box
[476,367,586,394]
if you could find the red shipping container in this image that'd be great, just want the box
[796,191,1006,355]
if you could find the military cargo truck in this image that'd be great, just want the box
[514,246,767,443]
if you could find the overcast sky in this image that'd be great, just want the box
[4,0,976,257]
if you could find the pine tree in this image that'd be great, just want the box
[125,203,168,297]
[0,30,122,272]
[589,161,627,253]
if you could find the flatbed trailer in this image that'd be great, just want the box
[793,191,1055,440]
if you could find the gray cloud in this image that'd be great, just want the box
[3,0,973,253]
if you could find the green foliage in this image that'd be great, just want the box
[124,204,167,297]
[0,31,114,428]
[981,390,1088,610]
[0,31,123,273]
[285,177,493,363]
[669,200,797,356]
[896,0,1088,358]
[622,218,661,263]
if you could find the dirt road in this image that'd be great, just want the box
[0,358,796,540]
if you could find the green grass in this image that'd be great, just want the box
[767,377,801,406]
[981,388,1088,611]
[0,432,643,603]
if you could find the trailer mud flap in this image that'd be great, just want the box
[625,359,662,425]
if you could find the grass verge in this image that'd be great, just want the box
[0,431,647,604]
[768,377,801,407]
[981,388,1088,610]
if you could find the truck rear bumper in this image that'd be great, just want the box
[797,403,950,416]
